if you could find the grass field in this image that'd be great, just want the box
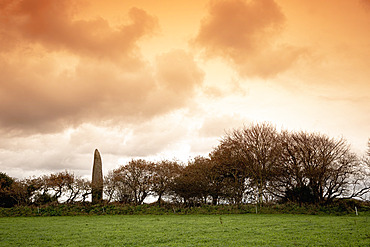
[0,214,369,246]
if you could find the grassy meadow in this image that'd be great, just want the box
[0,214,369,246]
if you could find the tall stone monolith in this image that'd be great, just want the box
[92,149,103,204]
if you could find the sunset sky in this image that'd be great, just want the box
[1,0,369,179]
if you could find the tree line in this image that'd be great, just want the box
[1,123,370,208]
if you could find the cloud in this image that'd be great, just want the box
[0,130,83,177]
[0,48,204,134]
[0,0,157,63]
[0,53,145,133]
[131,50,205,119]
[199,114,249,138]
[0,115,193,178]
[360,0,370,10]
[120,118,189,157]
[0,0,206,135]
[194,0,305,78]
[156,50,204,94]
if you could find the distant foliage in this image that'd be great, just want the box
[0,172,16,207]
[1,122,370,209]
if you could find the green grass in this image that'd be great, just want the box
[0,214,369,246]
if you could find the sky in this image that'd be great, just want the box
[1,0,369,179]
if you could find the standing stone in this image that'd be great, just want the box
[92,149,103,203]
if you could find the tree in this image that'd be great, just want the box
[0,172,16,207]
[198,156,226,205]
[349,139,370,201]
[113,159,153,205]
[76,178,91,203]
[12,177,47,206]
[44,171,78,203]
[214,123,281,204]
[171,161,206,206]
[210,140,248,204]
[151,160,182,205]
[30,177,54,206]
[172,157,217,205]
[64,176,91,203]
[277,131,360,204]
[0,174,49,207]
[104,171,119,203]
[104,170,133,203]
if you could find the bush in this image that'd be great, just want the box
[1,201,369,217]
[0,173,17,208]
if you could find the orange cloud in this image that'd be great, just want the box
[199,114,248,138]
[194,0,305,78]
[0,0,157,62]
[156,50,204,95]
[0,1,206,135]
[0,48,204,134]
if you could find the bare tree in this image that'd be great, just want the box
[43,170,90,203]
[215,123,281,204]
[77,178,91,203]
[151,160,182,205]
[104,171,119,203]
[104,170,135,204]
[277,131,361,204]
[113,159,153,205]
[210,141,248,204]
[200,157,226,205]
[64,176,91,203]
[44,171,72,202]
[171,161,204,206]
[348,139,370,201]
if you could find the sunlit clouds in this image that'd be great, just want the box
[0,0,158,61]
[194,0,306,78]
[0,0,369,179]
[0,2,204,133]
